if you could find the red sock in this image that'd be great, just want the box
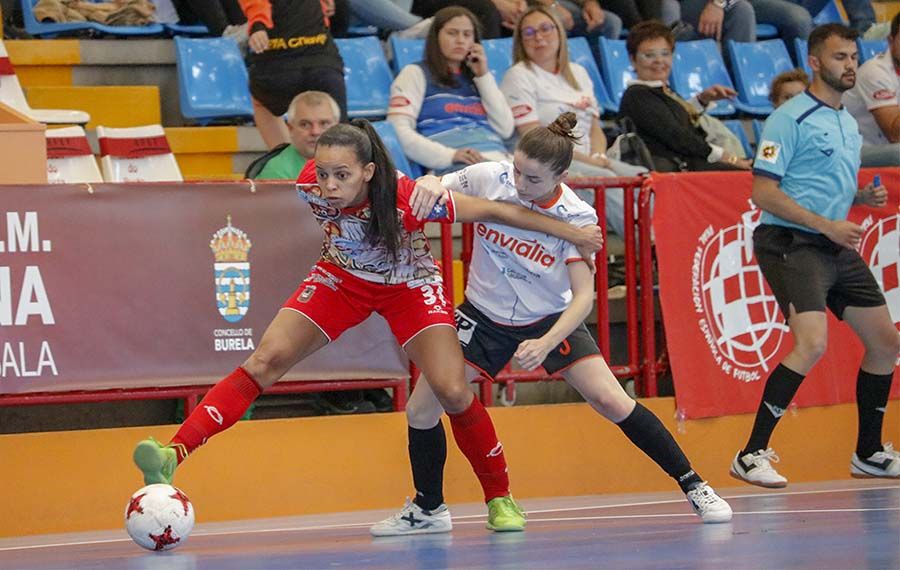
[169,367,262,463]
[448,397,510,503]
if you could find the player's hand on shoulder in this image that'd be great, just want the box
[822,219,864,250]
[857,181,888,208]
[410,175,449,220]
[574,224,604,251]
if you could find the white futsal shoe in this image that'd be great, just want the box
[370,498,452,537]
[851,442,900,479]
[730,448,788,488]
[685,482,733,523]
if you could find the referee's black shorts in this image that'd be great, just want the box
[454,300,602,381]
[753,223,885,320]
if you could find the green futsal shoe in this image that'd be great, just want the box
[133,437,178,485]
[486,495,526,532]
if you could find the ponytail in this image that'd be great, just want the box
[317,120,401,258]
[517,112,579,175]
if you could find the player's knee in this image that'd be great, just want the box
[242,346,290,387]
[406,400,443,430]
[793,333,828,365]
[868,327,900,361]
[432,381,473,414]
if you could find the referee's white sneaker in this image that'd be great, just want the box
[685,482,733,523]
[370,498,452,537]
[851,442,900,479]
[730,448,788,488]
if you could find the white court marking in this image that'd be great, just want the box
[2,484,897,552]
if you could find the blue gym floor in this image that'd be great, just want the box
[2,479,897,569]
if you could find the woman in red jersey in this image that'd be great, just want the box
[134,118,602,531]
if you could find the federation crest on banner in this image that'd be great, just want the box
[693,206,789,381]
[859,214,900,363]
[210,216,252,323]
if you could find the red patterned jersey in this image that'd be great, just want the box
[296,161,456,284]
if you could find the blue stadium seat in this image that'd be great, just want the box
[346,24,379,37]
[165,23,210,37]
[335,37,395,119]
[752,119,764,145]
[727,39,794,115]
[22,0,93,36]
[568,37,616,113]
[670,39,737,116]
[389,37,425,74]
[481,37,514,82]
[756,24,779,40]
[174,37,253,122]
[597,37,635,112]
[371,120,422,178]
[723,120,753,157]
[22,0,165,37]
[858,38,888,64]
[389,37,512,81]
[812,0,847,25]
[794,38,811,74]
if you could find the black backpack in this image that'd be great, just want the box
[613,117,657,172]
[244,143,290,179]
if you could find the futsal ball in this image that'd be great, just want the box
[124,484,195,551]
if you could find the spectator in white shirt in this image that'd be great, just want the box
[842,13,900,167]
[501,6,646,236]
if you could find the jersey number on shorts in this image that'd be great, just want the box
[419,284,446,306]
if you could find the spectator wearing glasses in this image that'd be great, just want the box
[501,6,647,236]
[619,20,752,172]
[388,6,514,175]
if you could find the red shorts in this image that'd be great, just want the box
[282,262,455,346]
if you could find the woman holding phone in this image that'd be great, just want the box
[387,6,515,175]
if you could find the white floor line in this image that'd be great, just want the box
[3,485,897,552]
[454,483,900,519]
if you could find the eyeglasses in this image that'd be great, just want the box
[635,49,673,62]
[521,22,556,40]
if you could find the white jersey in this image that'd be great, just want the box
[500,61,599,156]
[843,51,900,146]
[442,161,597,325]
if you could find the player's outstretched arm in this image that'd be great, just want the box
[451,192,603,253]
[514,261,595,371]
[752,175,863,249]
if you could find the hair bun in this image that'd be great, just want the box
[545,112,580,145]
[547,112,578,138]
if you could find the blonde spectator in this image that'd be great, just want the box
[501,6,646,235]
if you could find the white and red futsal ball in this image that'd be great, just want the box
[124,484,195,551]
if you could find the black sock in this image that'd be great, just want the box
[742,363,805,455]
[617,402,702,493]
[856,369,894,458]
[409,421,447,511]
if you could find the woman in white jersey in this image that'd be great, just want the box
[371,113,734,537]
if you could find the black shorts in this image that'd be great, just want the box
[247,63,348,120]
[753,224,886,320]
[454,300,601,381]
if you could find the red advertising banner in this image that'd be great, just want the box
[0,182,408,395]
[653,168,900,419]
